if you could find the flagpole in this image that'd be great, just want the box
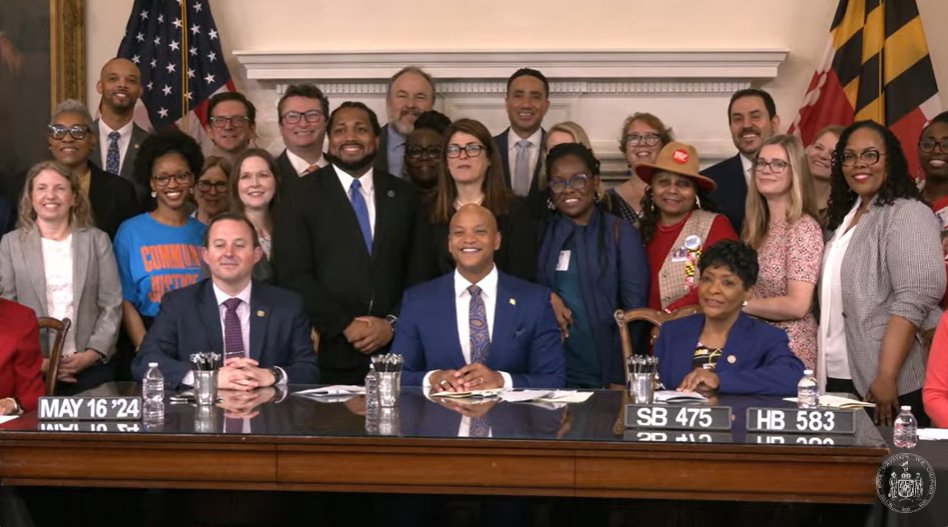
[181,0,189,133]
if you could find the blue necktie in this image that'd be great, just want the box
[349,179,372,254]
[468,285,490,363]
[513,139,531,196]
[106,131,121,175]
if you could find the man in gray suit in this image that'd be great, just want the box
[89,58,150,204]
[373,67,435,179]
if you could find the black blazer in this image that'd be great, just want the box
[373,123,393,177]
[493,128,549,222]
[272,164,418,383]
[89,120,151,204]
[275,149,298,198]
[701,153,747,233]
[0,195,13,236]
[88,162,142,239]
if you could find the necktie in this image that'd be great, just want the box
[301,163,318,176]
[468,285,490,363]
[470,415,490,438]
[349,179,372,254]
[106,131,121,175]
[223,297,244,362]
[513,139,532,196]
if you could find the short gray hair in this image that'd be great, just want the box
[386,66,436,102]
[52,99,94,127]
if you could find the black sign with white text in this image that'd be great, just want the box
[624,405,733,431]
[623,430,734,443]
[38,397,142,421]
[38,421,142,433]
[745,408,856,435]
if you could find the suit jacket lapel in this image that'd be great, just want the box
[489,273,516,362]
[71,230,89,311]
[90,121,102,168]
[23,231,49,313]
[440,276,465,365]
[197,281,224,351]
[249,283,268,361]
[322,167,372,260]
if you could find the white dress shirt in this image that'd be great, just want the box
[422,266,513,388]
[506,128,543,190]
[818,200,860,391]
[98,120,134,174]
[333,165,376,236]
[286,148,328,176]
[41,235,76,356]
[740,154,753,185]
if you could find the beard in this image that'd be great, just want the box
[325,150,376,174]
[389,108,420,136]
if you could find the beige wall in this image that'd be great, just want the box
[84,0,948,139]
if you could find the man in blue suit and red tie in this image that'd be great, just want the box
[394,204,565,391]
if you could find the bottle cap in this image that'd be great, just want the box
[803,369,813,375]
[901,405,911,411]
[148,362,158,367]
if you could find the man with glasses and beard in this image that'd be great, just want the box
[273,102,418,384]
[373,67,436,179]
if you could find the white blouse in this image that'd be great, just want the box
[42,235,76,357]
[818,201,861,392]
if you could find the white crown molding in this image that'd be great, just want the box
[234,49,789,82]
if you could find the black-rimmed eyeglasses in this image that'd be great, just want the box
[208,115,251,129]
[48,124,91,140]
[548,174,590,194]
[406,145,442,160]
[281,110,323,125]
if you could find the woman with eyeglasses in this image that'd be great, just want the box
[637,142,737,312]
[113,131,207,353]
[403,110,451,204]
[411,118,537,283]
[605,113,673,225]
[0,161,123,394]
[230,148,281,281]
[820,120,944,426]
[536,143,648,388]
[740,135,823,370]
[192,156,232,225]
[44,99,140,239]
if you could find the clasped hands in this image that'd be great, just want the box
[47,349,101,383]
[429,363,504,393]
[344,316,393,354]
[217,357,276,391]
[217,386,278,419]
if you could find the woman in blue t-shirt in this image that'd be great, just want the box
[113,131,206,350]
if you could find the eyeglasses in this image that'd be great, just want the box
[152,172,193,186]
[281,110,323,125]
[624,133,662,147]
[195,180,228,193]
[406,145,442,160]
[446,144,486,158]
[752,158,789,174]
[208,115,251,129]
[548,173,590,194]
[919,138,948,153]
[839,150,885,167]
[48,124,91,140]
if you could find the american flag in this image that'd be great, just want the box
[116,0,234,134]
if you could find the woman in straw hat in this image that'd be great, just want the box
[637,142,737,312]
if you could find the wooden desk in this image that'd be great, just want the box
[0,387,888,504]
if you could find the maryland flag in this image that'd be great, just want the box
[788,0,942,178]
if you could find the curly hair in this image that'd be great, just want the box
[698,239,759,289]
[637,182,720,244]
[134,130,204,210]
[17,160,94,232]
[825,120,920,231]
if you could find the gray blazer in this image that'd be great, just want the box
[838,198,944,396]
[0,226,123,359]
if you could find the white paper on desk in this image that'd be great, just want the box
[782,394,875,409]
[0,415,19,425]
[499,389,554,402]
[294,385,365,397]
[501,390,594,404]
[429,388,503,399]
[653,390,707,403]
[536,391,593,404]
[918,428,948,441]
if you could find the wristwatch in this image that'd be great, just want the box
[270,367,284,386]
[385,314,399,333]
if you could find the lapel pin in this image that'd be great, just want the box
[509,298,516,306]
[387,190,395,198]
[726,355,736,364]
[256,310,266,318]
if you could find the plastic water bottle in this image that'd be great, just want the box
[796,369,819,409]
[142,362,165,421]
[893,406,918,449]
[364,364,379,413]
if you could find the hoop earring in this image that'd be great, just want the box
[695,194,702,210]
[546,198,556,211]
[150,191,157,198]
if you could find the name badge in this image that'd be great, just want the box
[745,407,856,435]
[624,404,733,430]
[556,250,571,271]
[38,396,142,421]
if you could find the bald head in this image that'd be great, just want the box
[97,58,142,116]
[448,204,501,283]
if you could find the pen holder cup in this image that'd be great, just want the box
[630,372,655,405]
[193,370,218,406]
[378,371,401,407]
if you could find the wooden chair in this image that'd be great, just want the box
[612,306,701,435]
[38,316,72,396]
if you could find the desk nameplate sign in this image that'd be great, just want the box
[747,433,856,446]
[38,397,142,421]
[38,421,142,433]
[624,430,733,443]
[745,407,856,435]
[624,404,732,431]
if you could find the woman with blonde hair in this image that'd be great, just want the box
[537,121,593,192]
[606,112,674,225]
[0,161,122,393]
[741,134,823,369]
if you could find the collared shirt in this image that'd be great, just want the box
[98,120,134,175]
[506,127,543,190]
[740,153,753,185]
[818,200,860,389]
[385,126,407,179]
[285,148,328,176]
[422,266,512,388]
[333,164,376,236]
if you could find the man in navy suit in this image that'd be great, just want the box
[493,68,550,220]
[700,88,780,232]
[133,213,319,390]
[393,204,564,390]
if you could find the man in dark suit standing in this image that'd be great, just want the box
[89,58,150,204]
[274,102,418,385]
[275,83,329,195]
[374,67,436,179]
[393,204,565,391]
[700,88,780,232]
[133,212,319,390]
[493,68,550,220]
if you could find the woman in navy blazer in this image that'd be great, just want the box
[654,240,804,395]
